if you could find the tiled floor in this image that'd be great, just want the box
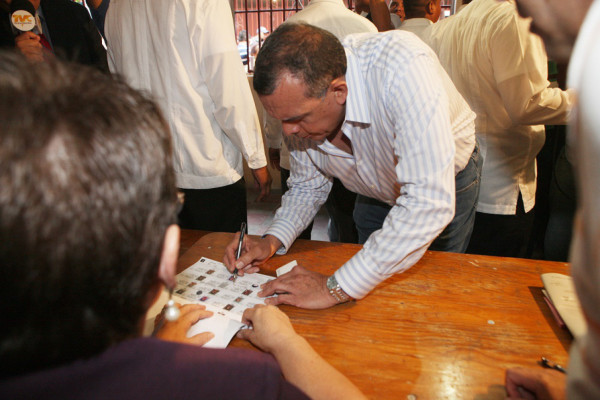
[246,188,330,241]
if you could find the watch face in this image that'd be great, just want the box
[326,275,336,290]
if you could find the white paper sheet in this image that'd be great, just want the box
[144,257,277,348]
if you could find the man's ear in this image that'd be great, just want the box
[330,77,348,105]
[427,0,435,16]
[158,224,180,289]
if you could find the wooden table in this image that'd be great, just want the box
[179,230,572,400]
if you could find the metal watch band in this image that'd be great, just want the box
[327,275,352,303]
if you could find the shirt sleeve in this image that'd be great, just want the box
[265,137,333,251]
[188,0,266,169]
[336,51,456,299]
[492,13,572,126]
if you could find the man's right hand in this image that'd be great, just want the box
[237,304,299,353]
[15,32,44,62]
[223,233,281,276]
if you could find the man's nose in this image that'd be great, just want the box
[282,122,300,137]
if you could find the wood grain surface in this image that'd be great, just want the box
[179,230,572,400]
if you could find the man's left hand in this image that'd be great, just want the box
[259,264,341,309]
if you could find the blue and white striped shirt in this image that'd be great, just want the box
[265,31,474,299]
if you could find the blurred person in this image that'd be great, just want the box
[503,0,598,398]
[0,52,365,400]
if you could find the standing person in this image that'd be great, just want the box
[0,53,366,400]
[354,0,396,30]
[398,0,442,39]
[0,0,107,71]
[224,23,478,309]
[503,0,599,398]
[105,0,271,233]
[426,0,572,258]
[389,0,405,28]
[265,0,378,243]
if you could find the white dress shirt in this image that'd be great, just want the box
[285,0,377,38]
[397,17,433,41]
[105,0,266,190]
[264,0,378,169]
[566,1,600,397]
[266,31,476,299]
[426,0,572,214]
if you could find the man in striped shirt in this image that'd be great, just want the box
[224,22,480,309]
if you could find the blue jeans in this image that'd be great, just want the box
[354,144,482,253]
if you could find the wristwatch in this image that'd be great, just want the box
[326,275,352,303]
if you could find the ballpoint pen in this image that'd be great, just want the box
[540,357,566,374]
[231,222,246,282]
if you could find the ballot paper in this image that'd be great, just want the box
[144,257,275,348]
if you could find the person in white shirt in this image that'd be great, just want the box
[389,0,405,28]
[223,23,478,309]
[503,0,599,398]
[397,0,442,39]
[426,0,572,258]
[104,0,271,233]
[265,0,378,243]
[354,0,396,31]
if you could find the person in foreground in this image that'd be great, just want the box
[0,52,365,400]
[503,0,599,398]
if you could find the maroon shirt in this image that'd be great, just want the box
[0,337,309,399]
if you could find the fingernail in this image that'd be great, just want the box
[235,261,244,269]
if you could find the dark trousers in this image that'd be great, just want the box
[466,192,535,258]
[281,168,313,240]
[325,178,359,243]
[178,179,247,233]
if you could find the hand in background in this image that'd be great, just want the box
[268,148,281,171]
[84,0,103,9]
[259,264,339,309]
[14,32,44,62]
[223,233,281,276]
[505,367,566,400]
[154,303,215,346]
[251,165,272,201]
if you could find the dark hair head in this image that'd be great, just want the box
[253,22,347,98]
[0,52,177,377]
[403,0,430,19]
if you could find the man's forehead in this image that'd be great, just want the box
[260,81,315,120]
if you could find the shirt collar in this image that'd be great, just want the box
[343,47,371,125]
[401,18,433,28]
